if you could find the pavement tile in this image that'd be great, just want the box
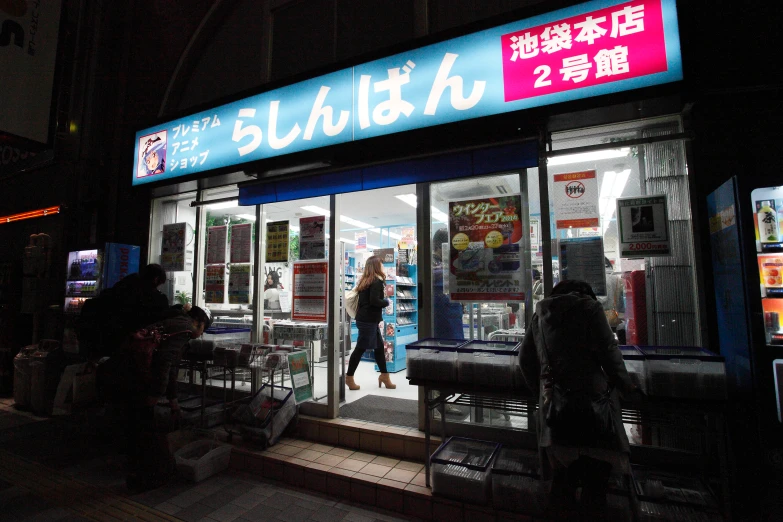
[174,502,217,522]
[169,489,204,508]
[314,454,345,467]
[272,503,314,522]
[154,502,181,515]
[231,491,266,509]
[393,461,423,473]
[357,463,391,478]
[309,505,350,521]
[243,504,282,521]
[261,492,298,510]
[326,448,355,458]
[209,502,249,522]
[295,449,326,462]
[335,459,367,472]
[369,457,399,468]
[384,468,415,483]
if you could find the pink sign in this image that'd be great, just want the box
[502,0,668,102]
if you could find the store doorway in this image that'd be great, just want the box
[337,185,420,428]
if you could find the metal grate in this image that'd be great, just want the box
[642,124,701,347]
[449,393,538,416]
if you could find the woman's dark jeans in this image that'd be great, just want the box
[347,321,387,375]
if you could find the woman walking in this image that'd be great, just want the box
[346,256,396,390]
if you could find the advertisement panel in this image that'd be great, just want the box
[448,195,525,302]
[292,261,328,322]
[0,0,62,143]
[299,215,326,260]
[616,195,670,257]
[231,223,253,263]
[265,221,288,263]
[161,223,191,272]
[553,170,600,229]
[132,0,683,185]
[287,351,313,404]
[207,226,227,265]
[228,264,251,304]
[205,265,226,304]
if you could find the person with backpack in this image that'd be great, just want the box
[345,256,395,390]
[520,280,640,521]
[121,305,212,492]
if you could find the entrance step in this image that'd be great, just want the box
[228,435,540,522]
[294,415,442,460]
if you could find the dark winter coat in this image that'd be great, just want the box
[520,292,634,475]
[147,311,196,399]
[354,277,389,324]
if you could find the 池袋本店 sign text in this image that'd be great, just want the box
[132,0,682,185]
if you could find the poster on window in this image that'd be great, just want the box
[617,195,670,257]
[355,231,367,251]
[559,236,607,296]
[299,216,326,260]
[229,223,253,263]
[228,264,251,304]
[265,221,288,263]
[287,351,313,404]
[398,228,416,249]
[553,171,599,230]
[448,195,525,302]
[205,265,226,304]
[292,261,328,322]
[206,226,227,265]
[161,223,191,272]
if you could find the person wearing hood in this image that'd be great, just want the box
[520,279,639,520]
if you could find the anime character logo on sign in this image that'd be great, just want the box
[137,131,167,178]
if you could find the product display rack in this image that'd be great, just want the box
[752,187,783,346]
[359,253,418,373]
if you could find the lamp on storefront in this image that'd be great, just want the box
[0,205,61,225]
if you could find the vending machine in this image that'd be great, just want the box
[62,244,140,354]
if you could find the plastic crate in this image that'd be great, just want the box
[235,384,296,447]
[620,345,647,394]
[430,436,500,505]
[456,340,521,388]
[638,501,723,521]
[491,447,545,515]
[638,346,726,400]
[633,468,720,511]
[174,439,232,482]
[202,326,252,344]
[405,338,464,381]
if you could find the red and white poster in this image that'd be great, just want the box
[553,170,599,229]
[501,0,668,102]
[206,226,227,265]
[299,216,326,260]
[231,223,253,263]
[448,195,525,302]
[205,265,225,304]
[292,261,328,322]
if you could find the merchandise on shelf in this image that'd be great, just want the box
[430,436,499,505]
[456,340,522,388]
[639,346,726,400]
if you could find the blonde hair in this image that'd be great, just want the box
[356,256,386,292]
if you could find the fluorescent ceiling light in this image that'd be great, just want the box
[206,200,238,210]
[547,148,630,167]
[396,194,449,224]
[289,225,300,233]
[235,214,256,221]
[599,169,631,233]
[432,208,449,223]
[301,205,330,216]
[395,194,418,207]
[342,216,374,229]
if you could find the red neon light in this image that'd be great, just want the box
[0,206,61,224]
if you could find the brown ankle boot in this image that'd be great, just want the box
[346,375,360,390]
[378,373,396,389]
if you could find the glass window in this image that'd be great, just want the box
[262,196,331,403]
[545,115,700,346]
[149,192,197,305]
[200,187,257,345]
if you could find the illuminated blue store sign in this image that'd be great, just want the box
[133,0,682,185]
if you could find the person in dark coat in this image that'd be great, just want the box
[520,280,639,520]
[346,255,395,390]
[432,229,464,339]
[124,305,211,492]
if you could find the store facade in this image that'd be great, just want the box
[134,0,705,428]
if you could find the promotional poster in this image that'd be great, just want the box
[205,265,226,304]
[292,261,328,322]
[299,215,326,260]
[617,195,670,257]
[161,223,190,272]
[265,221,289,263]
[448,195,525,302]
[206,226,227,265]
[553,170,600,229]
[228,264,251,304]
[231,223,253,263]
